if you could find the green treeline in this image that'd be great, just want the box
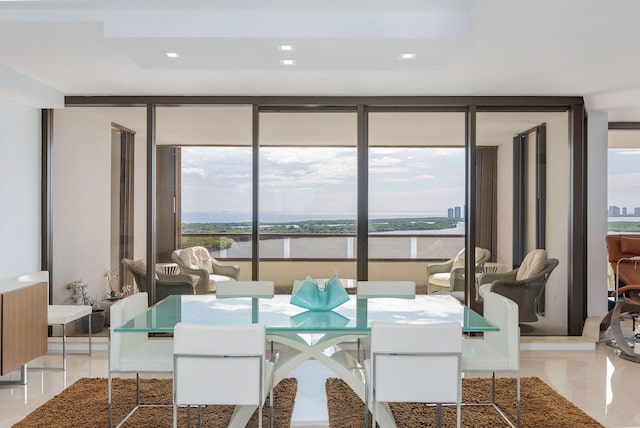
[609,221,640,232]
[182,217,460,235]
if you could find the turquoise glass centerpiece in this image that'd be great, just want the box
[290,276,349,311]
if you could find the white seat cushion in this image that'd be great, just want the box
[461,338,508,371]
[48,305,92,325]
[179,247,214,273]
[429,272,452,288]
[516,249,547,280]
[210,274,234,284]
[119,339,174,372]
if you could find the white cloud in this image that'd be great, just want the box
[182,167,205,177]
[259,148,356,189]
[370,156,402,167]
[431,148,461,157]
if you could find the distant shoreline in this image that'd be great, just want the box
[182,217,464,234]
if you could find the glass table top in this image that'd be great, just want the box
[114,294,497,334]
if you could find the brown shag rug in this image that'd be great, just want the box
[326,377,604,428]
[14,377,297,428]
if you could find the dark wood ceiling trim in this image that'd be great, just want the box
[608,122,640,130]
[65,95,584,108]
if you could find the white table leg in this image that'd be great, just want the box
[226,332,398,428]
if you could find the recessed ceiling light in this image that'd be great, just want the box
[279,45,294,51]
[280,59,296,66]
[166,52,179,58]
[399,53,417,60]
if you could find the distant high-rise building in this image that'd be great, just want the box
[623,207,628,216]
[454,206,462,218]
[447,208,454,218]
[609,205,621,216]
[635,207,640,216]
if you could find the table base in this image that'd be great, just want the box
[227,332,399,428]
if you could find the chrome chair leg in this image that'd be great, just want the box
[62,323,67,371]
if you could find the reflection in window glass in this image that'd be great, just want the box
[181,146,252,258]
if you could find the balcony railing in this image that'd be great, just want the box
[181,233,464,261]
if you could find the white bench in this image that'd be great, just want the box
[47,305,93,370]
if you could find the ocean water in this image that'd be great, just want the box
[608,217,640,222]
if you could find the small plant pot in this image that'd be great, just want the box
[81,309,106,334]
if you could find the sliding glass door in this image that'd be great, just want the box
[258,110,358,286]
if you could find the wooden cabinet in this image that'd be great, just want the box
[0,278,47,375]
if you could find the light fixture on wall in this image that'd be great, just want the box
[166,52,180,58]
[399,53,417,60]
[280,59,296,66]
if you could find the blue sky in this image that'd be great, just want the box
[181,146,465,221]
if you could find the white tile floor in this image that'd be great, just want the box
[2,338,640,428]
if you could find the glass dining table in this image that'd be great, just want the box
[115,293,496,428]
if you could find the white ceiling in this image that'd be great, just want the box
[1,0,640,120]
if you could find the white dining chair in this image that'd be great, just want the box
[364,321,462,428]
[108,292,173,428]
[462,291,520,427]
[216,280,275,298]
[355,281,416,361]
[173,322,274,428]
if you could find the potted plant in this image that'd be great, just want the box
[66,280,106,334]
[104,269,123,301]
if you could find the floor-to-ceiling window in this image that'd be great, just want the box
[57,96,586,336]
[367,111,467,284]
[158,106,253,277]
[608,129,640,233]
[258,110,358,285]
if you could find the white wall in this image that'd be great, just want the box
[489,112,570,332]
[495,132,514,269]
[53,108,148,301]
[133,134,146,260]
[543,114,570,330]
[587,112,609,317]
[0,96,41,281]
[52,108,112,304]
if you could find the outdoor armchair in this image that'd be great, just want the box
[478,249,559,323]
[426,247,491,294]
[121,258,197,304]
[171,246,239,294]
